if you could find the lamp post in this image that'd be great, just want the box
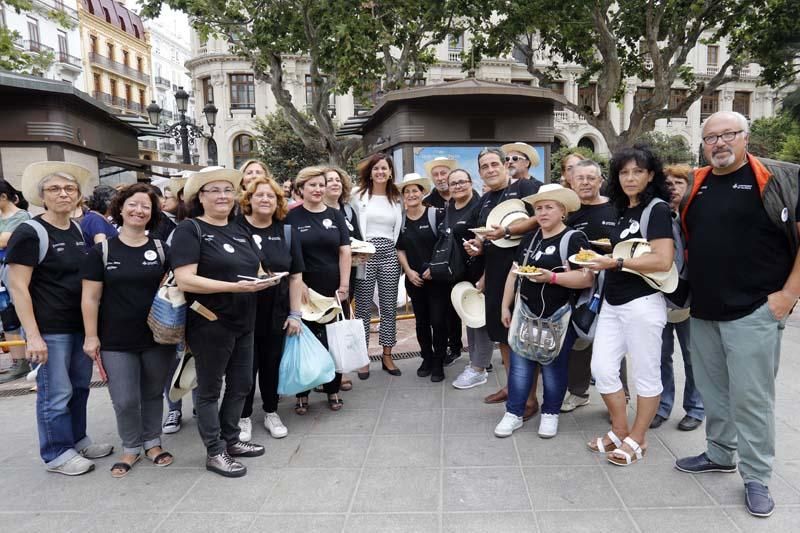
[146,86,218,165]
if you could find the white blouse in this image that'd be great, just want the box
[364,196,396,240]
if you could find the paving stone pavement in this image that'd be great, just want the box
[1,318,799,532]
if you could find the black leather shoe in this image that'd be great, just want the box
[443,350,462,367]
[417,359,431,378]
[678,415,703,431]
[649,414,667,429]
[745,481,775,517]
[227,441,265,458]
[382,361,401,376]
[357,370,370,380]
[675,452,737,474]
[206,452,246,477]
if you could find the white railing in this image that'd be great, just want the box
[448,50,462,62]
[706,65,718,75]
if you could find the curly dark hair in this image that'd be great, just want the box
[607,143,671,214]
[109,182,162,231]
[87,184,117,214]
[357,152,400,204]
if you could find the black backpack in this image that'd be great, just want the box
[429,207,466,282]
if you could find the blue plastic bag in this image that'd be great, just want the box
[277,323,336,395]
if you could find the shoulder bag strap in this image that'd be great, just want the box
[101,239,109,267]
[153,239,165,264]
[558,230,577,270]
[427,207,438,237]
[23,219,49,264]
[639,197,666,240]
[283,223,292,250]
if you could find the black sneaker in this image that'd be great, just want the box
[745,481,775,517]
[162,410,182,434]
[227,441,265,458]
[417,359,431,378]
[486,363,493,373]
[444,350,462,367]
[675,452,737,474]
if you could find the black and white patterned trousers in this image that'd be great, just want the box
[354,237,401,348]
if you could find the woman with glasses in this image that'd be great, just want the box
[170,167,279,478]
[81,183,175,477]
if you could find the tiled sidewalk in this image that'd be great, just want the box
[0,321,799,532]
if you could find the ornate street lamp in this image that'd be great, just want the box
[146,86,219,165]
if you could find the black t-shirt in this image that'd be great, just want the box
[423,189,447,209]
[685,163,800,321]
[285,206,350,275]
[396,207,444,274]
[169,219,264,333]
[469,179,539,240]
[567,202,618,245]
[5,217,86,333]
[443,194,482,283]
[151,212,177,242]
[81,237,169,351]
[516,228,588,316]
[604,201,673,306]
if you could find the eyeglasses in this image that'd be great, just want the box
[43,185,79,195]
[201,187,236,196]
[505,155,528,162]
[702,130,744,145]
[449,180,471,188]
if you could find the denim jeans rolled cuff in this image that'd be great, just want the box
[35,332,92,467]
[506,327,575,416]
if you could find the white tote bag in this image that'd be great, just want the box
[325,297,369,373]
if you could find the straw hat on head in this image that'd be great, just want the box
[612,238,679,294]
[451,282,486,328]
[423,157,457,179]
[522,184,580,213]
[166,171,191,195]
[485,199,529,248]
[182,166,242,202]
[301,288,342,324]
[501,142,541,168]
[396,173,433,195]
[21,161,92,207]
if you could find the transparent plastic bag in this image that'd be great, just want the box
[277,323,336,395]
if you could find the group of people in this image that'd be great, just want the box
[0,110,794,519]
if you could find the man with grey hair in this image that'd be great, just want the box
[675,111,800,518]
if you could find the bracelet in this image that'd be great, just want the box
[550,272,557,284]
[287,315,302,323]
[289,310,302,318]
[616,258,624,272]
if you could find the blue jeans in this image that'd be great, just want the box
[507,327,576,416]
[658,320,704,420]
[36,332,93,467]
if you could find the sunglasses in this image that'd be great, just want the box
[505,155,528,162]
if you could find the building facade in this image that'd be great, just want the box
[185,29,784,169]
[1,0,84,87]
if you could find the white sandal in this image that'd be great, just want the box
[587,431,622,453]
[607,436,645,466]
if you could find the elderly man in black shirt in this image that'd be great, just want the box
[675,111,800,518]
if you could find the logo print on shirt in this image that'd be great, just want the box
[253,234,263,249]
[223,243,235,254]
[732,183,753,191]
[322,218,333,229]
[144,250,157,261]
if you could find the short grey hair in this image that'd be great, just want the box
[703,111,750,134]
[38,172,80,198]
[478,147,505,166]
[573,159,602,177]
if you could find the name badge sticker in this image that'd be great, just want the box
[223,243,235,254]
[544,245,556,255]
[782,207,789,222]
[144,250,157,261]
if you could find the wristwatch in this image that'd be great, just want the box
[615,258,624,271]
[503,226,512,240]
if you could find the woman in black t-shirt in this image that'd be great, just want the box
[395,174,447,382]
[170,167,279,478]
[81,183,175,477]
[236,176,304,442]
[494,185,591,439]
[286,167,352,413]
[587,144,674,466]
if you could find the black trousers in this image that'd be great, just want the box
[405,280,449,363]
[297,270,343,398]
[446,293,463,354]
[242,332,284,417]
[187,320,253,455]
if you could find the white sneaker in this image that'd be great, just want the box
[47,454,95,476]
[452,366,488,390]
[238,417,252,443]
[560,393,590,413]
[494,412,523,438]
[264,412,288,439]
[538,413,559,439]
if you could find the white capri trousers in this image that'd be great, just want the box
[591,293,667,398]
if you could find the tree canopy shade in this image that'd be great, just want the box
[0,0,70,74]
[140,0,466,166]
[466,0,800,151]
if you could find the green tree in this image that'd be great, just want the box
[550,146,609,183]
[140,0,465,166]
[637,132,694,165]
[749,114,800,164]
[467,0,798,151]
[253,111,327,181]
[0,0,70,74]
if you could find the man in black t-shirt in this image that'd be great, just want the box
[561,159,620,413]
[422,157,456,208]
[676,111,800,519]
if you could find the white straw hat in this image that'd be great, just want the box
[450,282,486,328]
[183,166,242,202]
[21,161,92,207]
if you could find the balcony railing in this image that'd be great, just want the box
[706,65,718,75]
[160,142,176,152]
[48,0,77,18]
[128,101,143,113]
[231,102,256,110]
[155,76,171,88]
[112,96,127,108]
[21,40,54,53]
[448,49,462,62]
[139,140,158,150]
[92,91,112,104]
[89,52,150,84]
[57,52,82,67]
